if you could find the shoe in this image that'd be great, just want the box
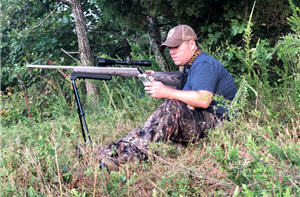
[97,146,120,171]
[99,157,119,171]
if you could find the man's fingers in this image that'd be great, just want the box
[144,83,153,88]
[145,70,154,74]
[149,76,155,82]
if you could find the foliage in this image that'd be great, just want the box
[0,0,76,89]
[287,0,300,33]
[1,0,300,196]
[1,0,294,91]
[276,0,300,83]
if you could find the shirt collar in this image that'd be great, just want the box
[184,48,201,72]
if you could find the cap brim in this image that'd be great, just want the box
[161,39,184,48]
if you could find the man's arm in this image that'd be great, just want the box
[144,80,213,109]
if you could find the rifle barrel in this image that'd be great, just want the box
[27,65,139,76]
[27,65,82,69]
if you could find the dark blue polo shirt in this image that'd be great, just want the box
[183,52,237,117]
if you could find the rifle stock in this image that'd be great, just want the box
[27,65,183,88]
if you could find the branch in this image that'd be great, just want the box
[61,48,81,64]
[60,0,72,4]
[29,3,62,33]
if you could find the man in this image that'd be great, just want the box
[97,24,237,170]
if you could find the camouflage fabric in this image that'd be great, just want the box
[97,99,219,169]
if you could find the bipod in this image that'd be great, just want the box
[70,71,112,150]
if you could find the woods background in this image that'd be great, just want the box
[1,0,299,196]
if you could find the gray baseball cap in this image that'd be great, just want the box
[161,25,197,47]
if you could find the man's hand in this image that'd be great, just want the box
[143,70,212,109]
[144,70,173,98]
[144,78,173,98]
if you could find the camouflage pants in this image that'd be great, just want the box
[97,99,219,167]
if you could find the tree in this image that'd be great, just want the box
[147,15,170,71]
[60,0,98,96]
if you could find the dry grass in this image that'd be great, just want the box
[1,87,299,196]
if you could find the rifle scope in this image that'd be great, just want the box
[97,57,152,67]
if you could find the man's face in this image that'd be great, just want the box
[169,41,194,66]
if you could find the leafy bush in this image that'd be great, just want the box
[276,0,300,85]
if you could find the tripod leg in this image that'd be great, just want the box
[72,80,93,149]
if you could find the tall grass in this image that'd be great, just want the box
[1,84,299,196]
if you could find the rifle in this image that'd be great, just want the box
[27,65,183,87]
[27,58,184,149]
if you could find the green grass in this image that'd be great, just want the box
[1,81,299,196]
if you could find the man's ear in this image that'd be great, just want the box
[190,40,197,50]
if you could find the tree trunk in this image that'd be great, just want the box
[244,0,249,20]
[147,15,170,71]
[61,0,98,96]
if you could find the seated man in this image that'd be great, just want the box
[97,24,237,170]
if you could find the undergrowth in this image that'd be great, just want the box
[1,82,299,196]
